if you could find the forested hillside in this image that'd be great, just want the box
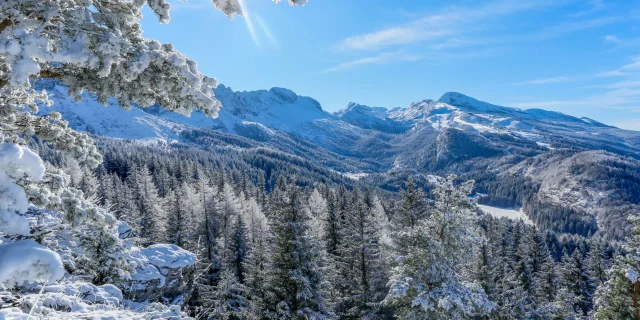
[12,138,621,318]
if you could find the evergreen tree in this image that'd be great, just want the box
[225,215,249,285]
[395,175,427,230]
[77,216,130,286]
[594,212,640,320]
[559,249,595,316]
[210,269,249,319]
[384,175,493,319]
[536,252,558,300]
[128,165,166,245]
[333,188,388,318]
[264,177,331,319]
[588,241,609,288]
[245,219,272,319]
[79,166,100,200]
[165,183,197,249]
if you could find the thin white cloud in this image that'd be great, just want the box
[533,15,625,39]
[613,118,640,131]
[597,70,626,77]
[602,35,620,43]
[320,51,422,74]
[335,0,548,51]
[338,27,449,51]
[587,80,640,89]
[568,0,606,18]
[601,35,640,48]
[513,76,571,85]
[431,38,474,50]
[513,87,640,110]
[598,56,640,77]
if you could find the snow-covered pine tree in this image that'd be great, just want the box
[476,230,498,306]
[531,232,560,315]
[241,196,268,244]
[217,182,242,236]
[203,214,251,319]
[164,183,196,249]
[324,189,345,258]
[243,200,272,319]
[494,259,532,319]
[560,249,595,316]
[594,212,640,320]
[225,215,249,285]
[513,223,536,311]
[264,177,331,319]
[96,171,116,209]
[107,173,130,220]
[308,188,329,243]
[209,268,249,319]
[332,188,389,318]
[257,172,268,209]
[77,219,130,285]
[128,165,166,245]
[395,175,427,230]
[588,241,610,288]
[78,166,100,200]
[384,175,493,319]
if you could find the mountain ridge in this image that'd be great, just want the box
[36,79,640,238]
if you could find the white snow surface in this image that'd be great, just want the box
[139,244,196,271]
[40,81,613,151]
[0,240,65,289]
[0,144,46,236]
[342,172,370,180]
[0,282,192,319]
[0,143,45,181]
[477,204,533,225]
[128,244,196,288]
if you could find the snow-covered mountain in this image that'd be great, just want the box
[36,79,640,238]
[39,79,640,161]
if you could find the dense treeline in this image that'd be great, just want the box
[27,138,637,319]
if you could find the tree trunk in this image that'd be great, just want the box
[634,281,640,320]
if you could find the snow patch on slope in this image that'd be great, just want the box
[477,204,533,225]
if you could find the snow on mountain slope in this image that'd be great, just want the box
[207,85,332,133]
[505,151,634,214]
[38,80,640,167]
[40,76,636,146]
[38,81,334,142]
[333,102,409,133]
[41,82,186,141]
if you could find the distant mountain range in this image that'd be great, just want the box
[36,79,640,239]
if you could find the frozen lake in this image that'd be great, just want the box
[477,204,534,225]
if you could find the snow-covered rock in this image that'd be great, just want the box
[0,240,65,289]
[0,282,193,319]
[124,244,196,302]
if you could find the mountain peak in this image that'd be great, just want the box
[268,87,298,104]
[437,92,522,114]
[335,102,388,119]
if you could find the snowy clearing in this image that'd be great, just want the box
[477,204,534,225]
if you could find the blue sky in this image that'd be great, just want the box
[141,0,640,129]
